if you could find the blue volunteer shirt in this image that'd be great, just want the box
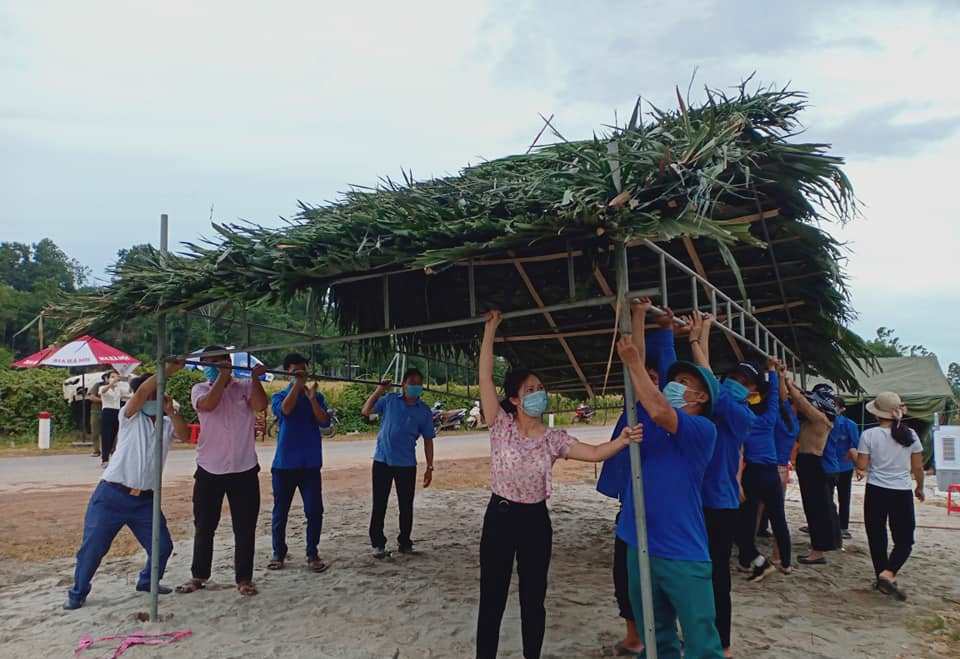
[373,393,436,467]
[742,371,780,465]
[774,402,799,465]
[824,415,860,474]
[271,387,331,470]
[597,328,677,501]
[615,406,717,562]
[702,388,754,509]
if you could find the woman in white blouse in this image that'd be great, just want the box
[855,391,924,602]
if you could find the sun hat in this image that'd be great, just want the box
[666,361,720,418]
[866,391,907,420]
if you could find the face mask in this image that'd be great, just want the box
[663,381,689,409]
[747,392,763,405]
[722,378,749,402]
[405,384,423,399]
[521,390,549,417]
[141,400,160,417]
[203,365,220,381]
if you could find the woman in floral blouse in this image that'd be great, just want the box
[476,310,642,659]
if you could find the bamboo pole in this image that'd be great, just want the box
[150,214,169,621]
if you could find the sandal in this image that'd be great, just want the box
[267,557,285,570]
[307,558,330,573]
[237,581,258,597]
[175,578,206,594]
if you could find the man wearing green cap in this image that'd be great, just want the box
[613,323,724,659]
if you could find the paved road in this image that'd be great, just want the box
[0,424,616,493]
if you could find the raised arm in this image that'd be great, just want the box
[786,377,824,424]
[617,337,678,433]
[756,361,781,426]
[125,360,185,418]
[478,310,503,425]
[306,383,331,425]
[195,364,232,412]
[687,311,710,370]
[163,394,190,442]
[361,379,392,417]
[565,425,642,462]
[248,364,269,412]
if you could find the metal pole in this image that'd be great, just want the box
[615,241,657,659]
[567,245,576,301]
[468,260,477,317]
[658,253,668,308]
[150,213,169,621]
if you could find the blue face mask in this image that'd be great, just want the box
[141,400,160,417]
[722,378,749,403]
[663,381,689,409]
[203,365,220,382]
[521,390,549,417]
[405,384,423,399]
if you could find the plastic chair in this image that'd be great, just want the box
[948,484,960,515]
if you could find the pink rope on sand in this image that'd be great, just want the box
[74,629,192,658]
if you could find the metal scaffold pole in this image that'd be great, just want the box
[615,241,658,659]
[149,214,169,621]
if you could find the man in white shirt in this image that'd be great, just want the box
[64,361,188,610]
[91,371,132,466]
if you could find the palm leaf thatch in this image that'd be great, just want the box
[54,81,872,390]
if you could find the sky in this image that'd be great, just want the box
[2,1,959,367]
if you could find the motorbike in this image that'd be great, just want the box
[432,401,467,432]
[574,403,595,424]
[466,401,485,430]
[321,407,340,438]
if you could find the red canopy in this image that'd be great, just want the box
[12,346,57,368]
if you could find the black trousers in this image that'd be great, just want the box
[477,495,552,659]
[99,408,120,463]
[369,460,417,549]
[737,463,792,569]
[864,484,916,577]
[613,534,634,621]
[704,507,738,650]
[829,469,854,530]
[191,464,261,584]
[797,454,841,551]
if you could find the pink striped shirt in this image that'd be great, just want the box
[489,410,574,504]
[190,379,258,475]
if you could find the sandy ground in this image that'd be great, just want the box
[1,447,959,658]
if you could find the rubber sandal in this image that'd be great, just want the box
[797,555,827,565]
[307,559,330,573]
[614,641,643,656]
[267,557,285,570]
[237,581,258,596]
[175,579,206,594]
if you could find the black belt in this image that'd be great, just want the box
[104,481,153,497]
[490,493,546,511]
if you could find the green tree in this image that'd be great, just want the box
[948,362,960,398]
[865,327,930,358]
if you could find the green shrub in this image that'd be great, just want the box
[166,369,205,423]
[0,366,72,436]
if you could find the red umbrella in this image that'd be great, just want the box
[36,335,139,369]
[12,345,57,368]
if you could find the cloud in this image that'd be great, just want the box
[825,103,960,158]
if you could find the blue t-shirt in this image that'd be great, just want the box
[271,387,330,470]
[702,388,754,509]
[742,371,780,466]
[596,329,677,500]
[824,415,860,474]
[774,402,799,465]
[614,406,717,562]
[372,393,436,467]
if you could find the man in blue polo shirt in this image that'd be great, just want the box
[614,328,724,659]
[269,353,331,573]
[361,367,436,558]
